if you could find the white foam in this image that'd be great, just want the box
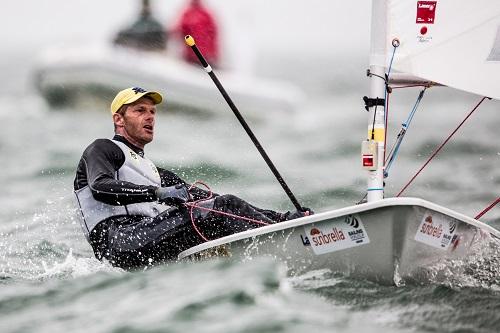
[38,249,122,279]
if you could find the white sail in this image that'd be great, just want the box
[371,0,500,100]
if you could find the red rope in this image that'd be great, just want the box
[185,181,270,242]
[475,197,500,220]
[397,96,487,197]
[186,181,213,242]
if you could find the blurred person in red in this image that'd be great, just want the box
[173,0,220,66]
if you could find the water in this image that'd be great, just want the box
[2,1,500,332]
[1,70,499,333]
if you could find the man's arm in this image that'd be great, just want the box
[77,139,158,205]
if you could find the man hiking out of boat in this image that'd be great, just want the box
[74,87,312,269]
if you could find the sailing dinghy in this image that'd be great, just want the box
[179,0,500,284]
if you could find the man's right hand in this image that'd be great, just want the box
[155,184,190,206]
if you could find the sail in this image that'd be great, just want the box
[370,0,500,100]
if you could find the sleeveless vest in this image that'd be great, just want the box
[75,140,168,240]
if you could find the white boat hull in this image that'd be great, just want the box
[179,198,500,285]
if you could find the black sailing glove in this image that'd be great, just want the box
[155,184,190,206]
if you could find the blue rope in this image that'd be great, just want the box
[384,89,426,178]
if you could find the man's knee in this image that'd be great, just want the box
[214,194,240,207]
[214,194,255,218]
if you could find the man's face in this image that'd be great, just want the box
[114,97,156,148]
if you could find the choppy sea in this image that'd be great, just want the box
[2,2,500,331]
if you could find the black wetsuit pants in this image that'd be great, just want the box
[89,195,284,269]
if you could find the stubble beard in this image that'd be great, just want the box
[124,122,153,147]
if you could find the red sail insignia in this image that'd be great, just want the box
[416,1,437,24]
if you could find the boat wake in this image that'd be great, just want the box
[286,239,500,333]
[409,237,500,288]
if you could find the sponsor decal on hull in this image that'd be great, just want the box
[414,212,458,250]
[303,214,370,255]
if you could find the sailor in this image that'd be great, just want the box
[74,87,312,269]
[114,0,167,51]
[172,0,219,66]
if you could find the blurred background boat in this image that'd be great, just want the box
[33,0,305,117]
[33,43,305,116]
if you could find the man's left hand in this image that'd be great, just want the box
[156,184,190,206]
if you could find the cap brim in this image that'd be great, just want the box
[126,91,163,106]
[144,91,163,104]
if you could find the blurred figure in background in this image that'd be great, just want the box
[172,0,220,66]
[114,0,166,51]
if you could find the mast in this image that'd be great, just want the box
[364,0,387,202]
